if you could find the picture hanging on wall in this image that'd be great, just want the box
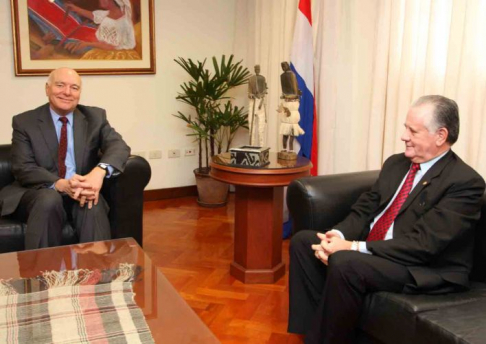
[10,0,156,76]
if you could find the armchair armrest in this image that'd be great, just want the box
[101,155,151,247]
[287,170,379,235]
[0,144,14,190]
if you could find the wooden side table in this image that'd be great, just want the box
[210,152,312,284]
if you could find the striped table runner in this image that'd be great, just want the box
[0,266,154,343]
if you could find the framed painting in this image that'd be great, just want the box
[10,0,156,76]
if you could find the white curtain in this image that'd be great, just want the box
[234,0,486,178]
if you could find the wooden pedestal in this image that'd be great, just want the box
[210,152,312,284]
[230,186,286,283]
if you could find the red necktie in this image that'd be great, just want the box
[58,117,68,178]
[367,163,420,241]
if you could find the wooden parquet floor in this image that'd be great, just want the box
[143,194,304,344]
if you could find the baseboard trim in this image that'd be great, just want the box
[144,185,198,201]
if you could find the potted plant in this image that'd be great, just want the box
[174,55,250,207]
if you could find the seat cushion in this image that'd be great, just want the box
[0,217,79,253]
[0,217,25,253]
[358,283,486,344]
[417,297,486,344]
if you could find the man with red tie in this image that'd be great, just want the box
[0,67,130,249]
[287,95,485,343]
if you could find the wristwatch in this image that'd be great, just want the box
[351,241,359,251]
[98,163,109,175]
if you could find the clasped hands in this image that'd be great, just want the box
[54,167,106,209]
[312,231,353,265]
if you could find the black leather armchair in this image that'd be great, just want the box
[288,171,486,344]
[0,144,151,253]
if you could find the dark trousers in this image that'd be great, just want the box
[12,188,111,249]
[288,230,414,344]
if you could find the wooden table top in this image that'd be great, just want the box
[0,238,219,344]
[210,152,312,187]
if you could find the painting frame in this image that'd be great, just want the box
[10,0,156,76]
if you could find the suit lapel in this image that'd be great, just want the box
[398,150,454,215]
[38,104,59,169]
[73,108,87,174]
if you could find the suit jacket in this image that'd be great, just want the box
[0,103,130,216]
[336,151,485,292]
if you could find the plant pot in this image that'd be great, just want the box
[194,168,229,207]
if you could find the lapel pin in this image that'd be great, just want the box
[422,181,428,186]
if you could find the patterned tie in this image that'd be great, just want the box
[58,117,68,178]
[367,163,420,241]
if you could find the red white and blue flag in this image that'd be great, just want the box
[283,0,318,239]
[290,0,318,176]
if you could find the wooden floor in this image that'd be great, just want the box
[143,194,304,344]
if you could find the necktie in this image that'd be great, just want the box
[58,117,68,178]
[367,163,420,241]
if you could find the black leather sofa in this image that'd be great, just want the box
[0,144,151,253]
[288,171,486,344]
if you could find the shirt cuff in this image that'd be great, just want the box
[358,242,372,255]
[99,163,116,178]
[106,165,114,178]
[331,229,371,254]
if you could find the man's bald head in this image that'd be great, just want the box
[45,68,82,116]
[47,67,82,88]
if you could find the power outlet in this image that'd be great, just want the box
[149,150,162,159]
[168,149,180,158]
[185,148,196,156]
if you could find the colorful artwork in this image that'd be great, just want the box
[11,0,155,75]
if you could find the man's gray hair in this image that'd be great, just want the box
[413,95,460,145]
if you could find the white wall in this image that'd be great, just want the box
[0,0,247,190]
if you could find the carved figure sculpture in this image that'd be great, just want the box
[248,65,268,146]
[278,62,304,159]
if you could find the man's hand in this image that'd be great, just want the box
[312,244,329,265]
[319,232,353,256]
[311,232,353,265]
[312,232,330,265]
[55,174,95,200]
[81,166,106,208]
[54,169,105,209]
[324,230,342,240]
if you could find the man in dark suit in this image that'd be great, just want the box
[0,67,130,249]
[287,95,485,343]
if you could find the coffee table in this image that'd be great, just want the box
[210,152,312,284]
[0,238,219,344]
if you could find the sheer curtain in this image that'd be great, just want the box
[234,0,486,177]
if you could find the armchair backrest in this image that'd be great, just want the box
[288,170,379,233]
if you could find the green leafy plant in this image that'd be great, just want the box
[173,55,251,174]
